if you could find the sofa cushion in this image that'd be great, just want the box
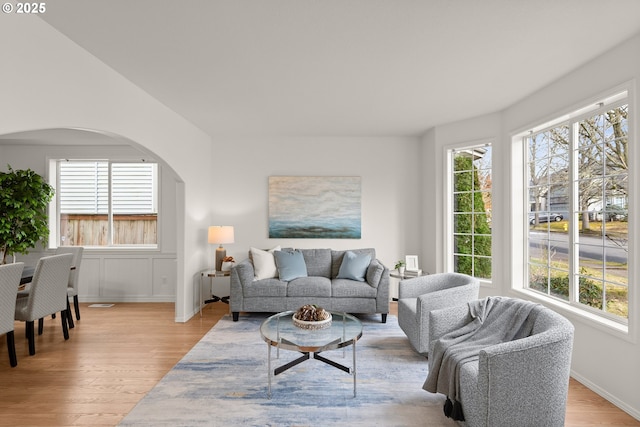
[243,278,287,297]
[274,250,308,281]
[331,278,378,298]
[337,250,371,282]
[287,276,331,297]
[331,248,376,279]
[299,249,332,278]
[250,246,281,280]
[366,259,384,288]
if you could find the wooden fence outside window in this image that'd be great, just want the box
[60,214,158,246]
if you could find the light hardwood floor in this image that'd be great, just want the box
[0,302,637,426]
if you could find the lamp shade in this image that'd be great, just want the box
[208,226,234,245]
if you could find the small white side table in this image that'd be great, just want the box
[199,270,230,316]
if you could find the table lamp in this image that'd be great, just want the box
[208,226,234,272]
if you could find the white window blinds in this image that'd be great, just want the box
[59,161,157,214]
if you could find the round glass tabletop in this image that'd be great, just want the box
[260,310,363,353]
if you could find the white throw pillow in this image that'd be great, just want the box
[250,246,281,280]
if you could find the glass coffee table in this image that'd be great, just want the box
[260,310,363,398]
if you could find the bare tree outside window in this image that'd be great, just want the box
[526,101,629,321]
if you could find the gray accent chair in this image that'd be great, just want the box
[428,300,574,427]
[398,272,479,355]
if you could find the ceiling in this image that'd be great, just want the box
[19,1,640,138]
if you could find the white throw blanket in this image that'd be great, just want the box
[423,296,539,420]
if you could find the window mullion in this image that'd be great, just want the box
[570,122,579,305]
[108,162,113,246]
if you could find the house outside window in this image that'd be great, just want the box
[53,160,158,247]
[448,143,492,281]
[525,95,629,323]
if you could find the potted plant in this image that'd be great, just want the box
[394,260,406,276]
[0,165,55,264]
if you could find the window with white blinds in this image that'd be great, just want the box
[59,162,156,214]
[56,161,158,247]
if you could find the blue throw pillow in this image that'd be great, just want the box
[337,250,371,282]
[274,250,308,281]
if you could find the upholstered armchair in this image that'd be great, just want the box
[0,262,23,367]
[427,299,575,427]
[397,272,479,355]
[14,253,73,356]
[55,246,84,325]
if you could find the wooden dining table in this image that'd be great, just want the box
[20,265,75,286]
[19,266,36,285]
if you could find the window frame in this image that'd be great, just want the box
[510,86,636,338]
[445,139,494,285]
[48,159,160,250]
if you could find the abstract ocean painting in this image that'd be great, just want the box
[269,176,361,238]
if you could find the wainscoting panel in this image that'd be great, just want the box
[104,257,152,298]
[152,257,177,297]
[16,250,177,303]
[79,257,101,299]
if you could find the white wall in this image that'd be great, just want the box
[0,143,179,302]
[0,16,212,321]
[501,32,640,419]
[210,136,422,269]
[423,33,640,419]
[421,113,502,280]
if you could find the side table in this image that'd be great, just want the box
[199,270,230,316]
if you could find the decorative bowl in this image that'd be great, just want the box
[292,312,332,330]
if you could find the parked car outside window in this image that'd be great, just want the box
[529,213,564,224]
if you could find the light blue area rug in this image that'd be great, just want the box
[119,314,456,426]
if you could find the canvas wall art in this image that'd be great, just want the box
[269,176,361,238]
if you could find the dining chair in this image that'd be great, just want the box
[0,262,24,367]
[14,253,73,356]
[55,246,84,327]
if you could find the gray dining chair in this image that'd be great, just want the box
[0,262,24,367]
[14,253,73,356]
[56,246,84,327]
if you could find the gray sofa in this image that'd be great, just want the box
[230,248,389,322]
[427,298,574,427]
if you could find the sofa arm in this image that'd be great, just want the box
[230,258,254,312]
[374,261,390,314]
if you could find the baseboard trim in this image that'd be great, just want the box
[571,370,640,421]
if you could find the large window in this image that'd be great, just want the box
[448,143,492,281]
[526,94,629,323]
[52,160,158,247]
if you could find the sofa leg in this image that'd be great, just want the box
[232,312,239,322]
[381,313,387,323]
